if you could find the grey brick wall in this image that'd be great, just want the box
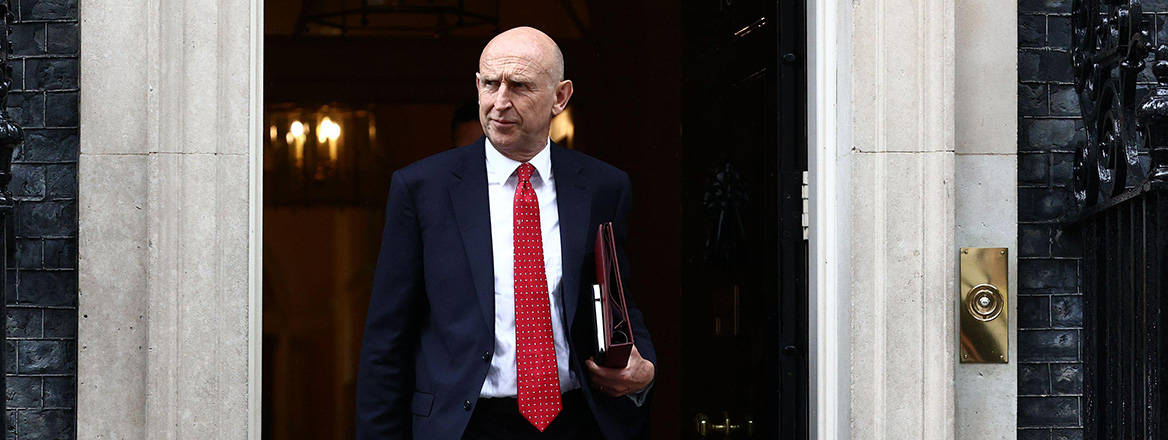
[1016,1,1168,439]
[3,0,77,437]
[1018,1,1084,439]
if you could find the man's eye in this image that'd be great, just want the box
[483,80,499,87]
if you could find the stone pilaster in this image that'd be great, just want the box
[77,0,260,437]
[844,0,957,437]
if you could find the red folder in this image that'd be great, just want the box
[593,222,634,368]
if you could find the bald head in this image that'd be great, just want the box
[474,26,574,161]
[480,26,565,83]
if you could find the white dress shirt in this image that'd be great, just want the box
[479,138,581,397]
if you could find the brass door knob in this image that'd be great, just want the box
[694,411,754,438]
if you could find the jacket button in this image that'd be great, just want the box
[463,400,473,411]
[481,351,491,362]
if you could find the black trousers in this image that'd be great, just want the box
[462,389,604,440]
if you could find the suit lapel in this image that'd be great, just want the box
[449,141,495,332]
[552,144,591,331]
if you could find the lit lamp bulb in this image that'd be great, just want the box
[317,117,341,161]
[289,120,306,167]
[317,117,330,144]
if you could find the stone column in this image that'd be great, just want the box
[77,0,261,437]
[954,0,1017,436]
[844,0,957,437]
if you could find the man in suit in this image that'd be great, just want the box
[356,26,657,440]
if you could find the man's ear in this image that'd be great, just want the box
[551,80,573,116]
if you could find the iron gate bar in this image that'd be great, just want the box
[0,0,24,432]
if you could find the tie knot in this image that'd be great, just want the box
[516,162,536,183]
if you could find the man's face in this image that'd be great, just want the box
[476,50,559,150]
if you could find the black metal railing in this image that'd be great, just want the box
[0,0,22,431]
[1071,0,1168,437]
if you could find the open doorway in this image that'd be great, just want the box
[260,1,805,439]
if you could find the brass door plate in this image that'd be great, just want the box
[960,247,1009,363]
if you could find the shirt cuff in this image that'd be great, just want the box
[625,379,655,407]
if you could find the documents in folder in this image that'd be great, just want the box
[593,222,634,368]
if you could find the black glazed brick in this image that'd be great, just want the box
[17,341,74,374]
[41,238,74,269]
[1021,119,1083,152]
[42,309,73,339]
[10,24,43,57]
[1051,363,1083,395]
[1019,187,1068,222]
[6,271,17,305]
[6,377,40,408]
[1019,259,1078,291]
[1020,0,1071,13]
[1020,363,1051,395]
[1020,50,1074,83]
[16,409,74,440]
[43,164,75,200]
[15,201,75,237]
[12,239,40,270]
[1048,16,1071,49]
[1050,153,1075,185]
[18,0,77,20]
[1020,15,1046,47]
[25,59,77,90]
[1051,429,1083,440]
[44,93,75,127]
[1048,86,1079,116]
[1020,224,1050,257]
[42,377,72,408]
[6,308,39,338]
[1050,295,1083,327]
[1019,329,1080,362]
[1019,396,1080,427]
[10,164,44,201]
[1020,84,1048,116]
[45,23,77,55]
[11,60,25,92]
[1018,429,1051,440]
[5,341,14,375]
[7,93,44,129]
[1020,51,1043,82]
[21,129,78,163]
[1020,152,1049,185]
[1019,295,1051,329]
[1050,226,1080,258]
[16,271,76,307]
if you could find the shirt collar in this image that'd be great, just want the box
[484,137,553,185]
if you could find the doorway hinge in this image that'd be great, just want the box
[801,171,809,241]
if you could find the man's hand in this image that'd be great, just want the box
[585,345,655,397]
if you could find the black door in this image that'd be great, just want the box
[681,0,808,438]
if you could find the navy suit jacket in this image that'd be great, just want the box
[356,138,657,440]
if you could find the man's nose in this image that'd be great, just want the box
[493,85,514,111]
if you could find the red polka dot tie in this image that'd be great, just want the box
[513,162,562,431]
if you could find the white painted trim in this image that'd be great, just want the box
[248,0,265,437]
[808,0,846,438]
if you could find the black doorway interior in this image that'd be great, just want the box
[680,0,808,438]
[260,1,807,438]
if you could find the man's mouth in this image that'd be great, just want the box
[491,119,517,127]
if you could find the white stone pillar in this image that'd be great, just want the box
[843,0,957,437]
[954,0,1018,436]
[77,0,261,437]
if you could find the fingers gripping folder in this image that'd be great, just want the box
[592,222,634,368]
